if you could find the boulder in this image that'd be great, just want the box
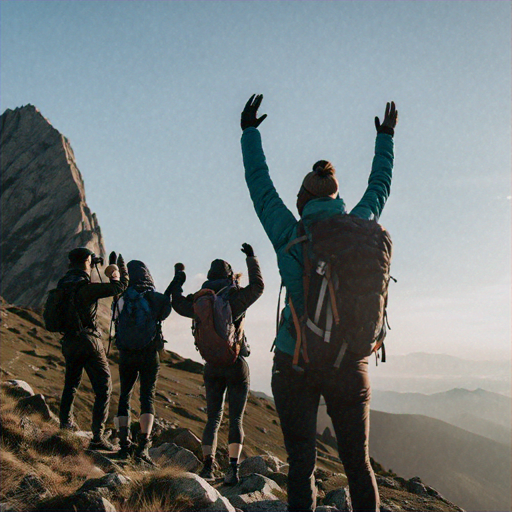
[267,471,288,488]
[406,476,428,496]
[228,494,279,510]
[243,500,288,512]
[172,428,202,455]
[15,394,58,422]
[221,474,284,511]
[239,454,287,477]
[78,472,131,497]
[170,473,235,511]
[3,379,35,398]
[323,488,352,512]
[149,443,201,472]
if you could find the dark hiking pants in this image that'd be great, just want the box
[202,357,250,453]
[59,332,112,436]
[117,344,160,417]
[271,349,379,512]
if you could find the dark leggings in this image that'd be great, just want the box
[202,357,250,453]
[117,345,160,417]
[271,350,379,512]
[60,333,112,436]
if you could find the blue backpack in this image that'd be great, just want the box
[115,288,157,350]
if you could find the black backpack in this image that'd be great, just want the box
[286,214,393,369]
[43,278,87,333]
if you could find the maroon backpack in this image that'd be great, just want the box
[287,214,393,369]
[192,286,241,366]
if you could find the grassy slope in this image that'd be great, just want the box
[0,297,468,512]
[0,297,341,472]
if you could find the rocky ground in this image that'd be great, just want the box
[0,298,465,512]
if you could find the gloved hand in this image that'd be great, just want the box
[105,251,119,279]
[241,243,255,258]
[241,94,267,131]
[173,263,186,286]
[117,254,126,274]
[375,101,398,136]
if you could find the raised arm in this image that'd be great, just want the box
[79,253,129,304]
[167,264,194,319]
[230,243,264,320]
[241,95,297,252]
[351,101,397,221]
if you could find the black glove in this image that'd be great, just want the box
[241,94,267,131]
[108,251,117,265]
[117,254,126,272]
[375,101,398,136]
[173,263,186,286]
[241,243,255,258]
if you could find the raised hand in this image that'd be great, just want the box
[174,263,186,286]
[108,251,117,265]
[241,94,267,131]
[241,243,255,258]
[375,101,398,135]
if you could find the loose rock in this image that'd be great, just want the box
[149,442,201,472]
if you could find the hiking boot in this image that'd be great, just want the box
[88,436,117,451]
[223,464,239,486]
[134,433,157,466]
[117,426,133,460]
[199,455,216,482]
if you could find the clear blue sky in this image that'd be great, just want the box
[1,1,510,393]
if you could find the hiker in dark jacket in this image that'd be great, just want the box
[114,260,172,465]
[169,243,264,485]
[240,95,397,512]
[58,247,128,451]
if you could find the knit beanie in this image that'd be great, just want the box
[301,160,339,197]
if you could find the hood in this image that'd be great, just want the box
[127,260,155,292]
[301,196,346,225]
[207,259,233,281]
[201,278,234,293]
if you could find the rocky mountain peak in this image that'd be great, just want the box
[0,105,105,309]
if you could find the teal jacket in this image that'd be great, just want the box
[241,127,394,356]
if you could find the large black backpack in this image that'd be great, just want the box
[286,214,393,369]
[43,277,88,333]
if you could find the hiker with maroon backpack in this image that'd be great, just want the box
[170,243,264,485]
[114,259,172,465]
[240,95,397,512]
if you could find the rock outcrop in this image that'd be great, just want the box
[0,105,105,309]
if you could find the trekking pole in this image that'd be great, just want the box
[95,264,103,283]
[107,297,118,356]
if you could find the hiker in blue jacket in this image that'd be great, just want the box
[240,94,397,512]
[114,259,172,465]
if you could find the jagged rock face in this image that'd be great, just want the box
[0,105,105,309]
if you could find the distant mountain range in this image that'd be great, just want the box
[371,388,511,445]
[368,352,511,395]
[368,410,511,512]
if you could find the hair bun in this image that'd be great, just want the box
[313,160,335,177]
